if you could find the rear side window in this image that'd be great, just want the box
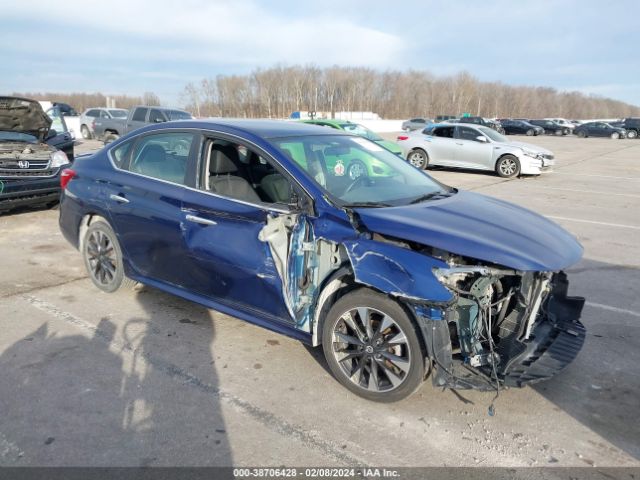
[132,108,148,122]
[111,140,133,168]
[87,109,100,117]
[433,127,454,138]
[120,132,196,185]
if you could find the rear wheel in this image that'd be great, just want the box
[496,154,520,178]
[611,132,620,139]
[407,148,429,169]
[627,130,638,139]
[82,220,136,293]
[577,130,587,138]
[555,129,563,136]
[104,133,119,145]
[322,288,425,402]
[80,125,91,139]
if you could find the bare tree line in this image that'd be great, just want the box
[11,91,161,112]
[181,66,640,120]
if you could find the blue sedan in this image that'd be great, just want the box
[59,119,586,402]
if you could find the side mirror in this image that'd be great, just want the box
[476,135,488,142]
[46,129,58,139]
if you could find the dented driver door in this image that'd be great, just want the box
[179,188,296,324]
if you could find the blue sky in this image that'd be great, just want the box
[1,0,638,106]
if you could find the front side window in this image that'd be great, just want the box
[272,135,451,207]
[200,139,298,206]
[456,126,482,142]
[108,109,128,118]
[132,108,148,122]
[149,109,167,123]
[125,132,195,185]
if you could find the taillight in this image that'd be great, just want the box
[60,169,76,189]
[397,135,409,141]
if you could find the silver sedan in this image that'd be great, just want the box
[397,123,555,177]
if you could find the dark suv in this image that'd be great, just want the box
[621,118,640,139]
[458,116,505,133]
[0,97,72,213]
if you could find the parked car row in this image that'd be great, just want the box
[80,105,193,143]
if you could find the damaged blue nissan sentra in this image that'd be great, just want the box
[59,120,585,402]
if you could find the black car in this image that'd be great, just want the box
[500,119,543,136]
[574,122,626,139]
[0,96,73,213]
[458,116,505,133]
[52,102,78,117]
[621,118,640,139]
[527,119,567,136]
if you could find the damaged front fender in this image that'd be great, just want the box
[343,239,453,303]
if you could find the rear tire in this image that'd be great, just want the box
[577,130,587,138]
[322,288,425,402]
[627,130,638,139]
[555,129,563,136]
[82,220,136,293]
[407,148,429,169]
[496,154,520,178]
[80,125,92,139]
[104,133,119,145]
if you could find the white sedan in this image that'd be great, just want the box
[396,123,555,178]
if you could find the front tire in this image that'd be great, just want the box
[555,129,563,136]
[407,148,429,169]
[627,130,638,139]
[611,132,620,139]
[82,220,136,293]
[577,130,587,138]
[526,129,534,136]
[322,288,425,402]
[496,154,520,178]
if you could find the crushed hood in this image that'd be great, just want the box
[0,97,51,140]
[354,190,583,272]
[504,140,553,156]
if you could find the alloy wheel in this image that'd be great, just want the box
[331,307,412,392]
[86,230,117,286]
[499,158,518,177]
[408,151,426,168]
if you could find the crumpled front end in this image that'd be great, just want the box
[414,266,585,390]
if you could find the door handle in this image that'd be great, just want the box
[185,214,217,226]
[109,194,129,204]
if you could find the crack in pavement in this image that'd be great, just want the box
[0,277,87,299]
[19,294,367,466]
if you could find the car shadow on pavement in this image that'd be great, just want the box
[0,285,233,467]
[533,258,640,461]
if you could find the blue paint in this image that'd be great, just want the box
[354,190,583,272]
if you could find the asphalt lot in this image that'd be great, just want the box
[0,134,639,467]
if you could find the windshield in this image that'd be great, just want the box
[478,126,508,143]
[0,131,38,142]
[340,123,383,141]
[167,110,192,120]
[108,109,128,118]
[272,134,452,207]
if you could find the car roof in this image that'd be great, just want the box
[144,118,353,139]
[302,119,353,128]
